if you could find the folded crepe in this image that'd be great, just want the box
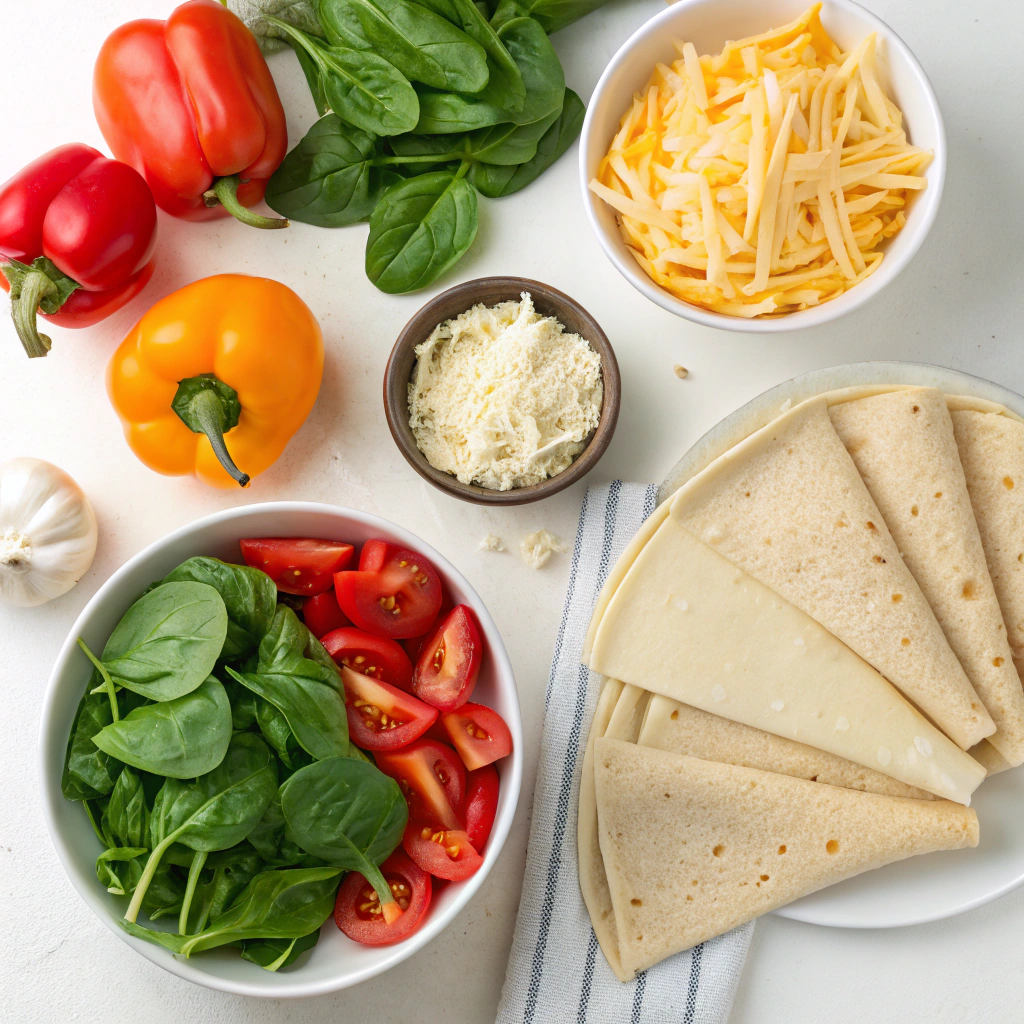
[665,395,993,751]
[594,739,980,979]
[587,513,985,803]
[830,387,1024,765]
[639,695,934,799]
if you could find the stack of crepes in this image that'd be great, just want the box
[579,385,1024,981]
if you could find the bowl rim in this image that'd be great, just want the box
[38,500,523,998]
[384,276,621,505]
[579,0,948,333]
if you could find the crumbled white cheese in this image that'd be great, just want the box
[408,293,603,491]
[520,529,566,569]
[478,534,505,552]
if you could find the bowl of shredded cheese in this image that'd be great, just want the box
[384,277,620,505]
[580,0,945,331]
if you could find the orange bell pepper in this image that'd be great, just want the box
[108,274,323,488]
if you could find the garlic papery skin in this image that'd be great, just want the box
[0,458,98,607]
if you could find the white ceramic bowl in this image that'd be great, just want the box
[39,502,523,997]
[580,0,946,333]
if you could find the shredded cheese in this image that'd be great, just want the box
[589,3,930,318]
[408,294,603,492]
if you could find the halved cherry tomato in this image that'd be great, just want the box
[323,627,414,690]
[358,539,389,572]
[303,590,350,638]
[341,667,437,751]
[334,849,431,946]
[403,822,483,882]
[412,606,483,712]
[464,765,500,851]
[375,739,465,830]
[402,591,454,662]
[335,545,442,639]
[442,703,513,770]
[240,538,355,596]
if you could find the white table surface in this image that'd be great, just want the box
[3,0,1023,1020]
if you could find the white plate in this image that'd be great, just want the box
[660,361,1024,928]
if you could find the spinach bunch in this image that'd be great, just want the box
[62,555,408,973]
[263,0,594,293]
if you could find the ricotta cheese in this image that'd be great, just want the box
[520,529,567,569]
[408,293,603,491]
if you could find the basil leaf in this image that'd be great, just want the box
[101,582,228,702]
[317,0,489,94]
[62,678,123,800]
[468,87,584,197]
[161,557,276,661]
[241,929,320,970]
[266,115,392,227]
[120,867,343,956]
[365,169,479,293]
[280,756,407,904]
[414,17,564,133]
[92,677,233,779]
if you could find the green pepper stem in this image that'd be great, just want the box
[10,269,56,358]
[77,638,119,722]
[190,389,250,487]
[204,175,289,230]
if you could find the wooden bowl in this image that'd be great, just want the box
[383,277,620,506]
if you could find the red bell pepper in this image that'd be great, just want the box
[0,143,157,359]
[93,0,289,230]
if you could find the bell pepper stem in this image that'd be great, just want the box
[189,388,250,487]
[204,175,289,230]
[10,269,55,358]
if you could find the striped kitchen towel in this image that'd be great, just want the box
[496,481,754,1024]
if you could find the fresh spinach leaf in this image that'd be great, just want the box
[162,557,276,661]
[62,679,123,800]
[224,675,260,731]
[205,845,267,924]
[468,87,583,196]
[270,18,420,137]
[126,733,278,922]
[104,767,149,849]
[491,0,610,34]
[256,698,313,771]
[96,847,148,895]
[412,0,525,109]
[294,38,332,116]
[280,755,407,906]
[414,16,563,133]
[248,789,314,866]
[92,677,232,780]
[227,0,321,54]
[365,169,479,293]
[241,929,320,970]
[317,0,489,94]
[266,115,392,227]
[99,582,228,702]
[120,867,343,956]
[226,606,350,761]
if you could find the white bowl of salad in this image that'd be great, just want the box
[39,502,522,997]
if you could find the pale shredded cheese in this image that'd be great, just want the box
[588,3,930,318]
[408,294,603,491]
[478,534,505,552]
[520,530,567,569]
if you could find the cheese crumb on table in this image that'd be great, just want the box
[520,530,567,569]
[408,293,603,491]
[478,534,505,552]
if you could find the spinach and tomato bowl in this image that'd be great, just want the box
[40,502,521,997]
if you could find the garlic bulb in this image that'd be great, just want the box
[0,458,98,607]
